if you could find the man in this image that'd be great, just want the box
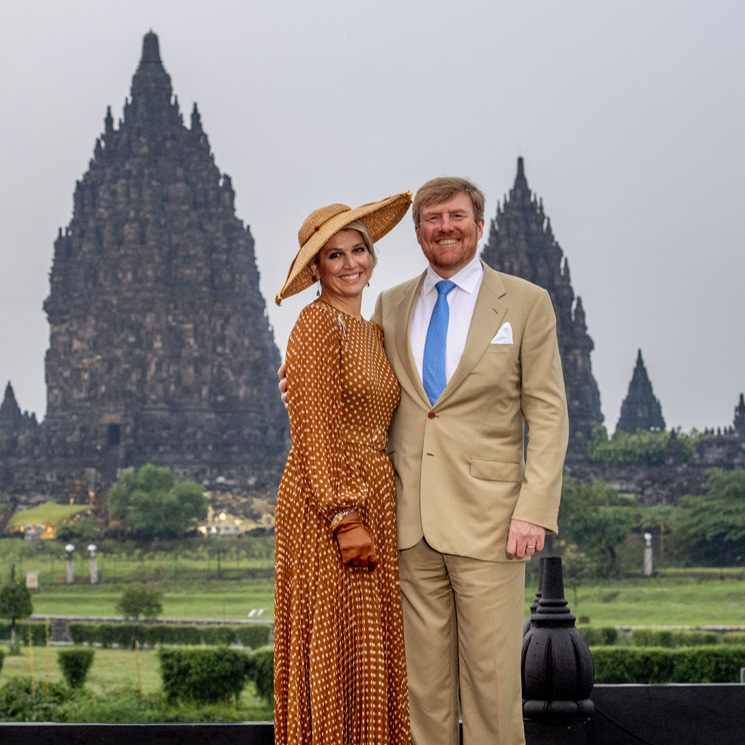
[370,177,568,745]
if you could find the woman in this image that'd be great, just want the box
[273,192,412,744]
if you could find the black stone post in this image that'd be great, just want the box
[522,557,594,744]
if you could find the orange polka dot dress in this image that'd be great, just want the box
[274,300,409,745]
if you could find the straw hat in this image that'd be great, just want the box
[275,191,412,305]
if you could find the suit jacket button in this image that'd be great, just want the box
[427,412,436,419]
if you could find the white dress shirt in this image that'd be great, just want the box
[410,255,484,385]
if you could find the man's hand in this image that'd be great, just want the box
[277,362,288,409]
[506,518,545,559]
[333,512,378,570]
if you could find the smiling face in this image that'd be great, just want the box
[415,192,485,278]
[313,229,374,308]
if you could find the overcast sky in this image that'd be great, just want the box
[1,1,743,433]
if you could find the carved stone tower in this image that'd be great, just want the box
[616,350,665,433]
[480,158,603,464]
[734,394,745,437]
[41,31,288,489]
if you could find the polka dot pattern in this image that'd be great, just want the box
[274,300,410,744]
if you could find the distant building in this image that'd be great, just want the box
[616,350,666,433]
[481,158,604,464]
[0,32,289,503]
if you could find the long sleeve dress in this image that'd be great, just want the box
[273,300,409,745]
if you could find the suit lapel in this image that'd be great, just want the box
[392,272,430,406]
[436,263,507,406]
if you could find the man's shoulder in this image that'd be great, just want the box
[378,273,424,303]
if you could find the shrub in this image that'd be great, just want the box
[722,632,745,645]
[0,620,47,646]
[0,648,4,674]
[0,677,69,721]
[578,626,619,646]
[66,620,272,649]
[58,648,95,688]
[250,647,274,706]
[631,629,722,647]
[592,646,745,683]
[159,647,252,704]
[236,624,273,649]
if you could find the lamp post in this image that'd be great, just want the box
[88,544,99,585]
[65,544,75,585]
[643,532,653,577]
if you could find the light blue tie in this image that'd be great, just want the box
[423,280,456,405]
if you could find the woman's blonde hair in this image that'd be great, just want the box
[313,218,378,267]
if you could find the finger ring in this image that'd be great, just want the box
[527,545,535,549]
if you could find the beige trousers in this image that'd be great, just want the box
[399,539,526,745]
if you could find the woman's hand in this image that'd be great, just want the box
[333,512,378,570]
[277,362,289,409]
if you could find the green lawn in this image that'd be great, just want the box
[527,576,745,627]
[6,503,90,530]
[3,537,742,628]
[21,575,744,628]
[30,579,275,621]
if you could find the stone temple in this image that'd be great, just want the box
[616,350,665,433]
[480,158,604,465]
[0,31,289,500]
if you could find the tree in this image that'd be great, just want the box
[671,469,745,566]
[116,584,164,620]
[587,425,701,466]
[0,567,33,647]
[559,477,634,576]
[558,543,594,607]
[110,464,207,538]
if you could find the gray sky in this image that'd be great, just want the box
[1,0,743,433]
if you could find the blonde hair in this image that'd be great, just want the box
[412,177,485,226]
[313,218,378,267]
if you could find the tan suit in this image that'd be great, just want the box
[372,261,568,744]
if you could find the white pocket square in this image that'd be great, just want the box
[490,322,513,345]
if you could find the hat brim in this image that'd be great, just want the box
[276,191,412,304]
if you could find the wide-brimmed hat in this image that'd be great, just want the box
[275,191,412,305]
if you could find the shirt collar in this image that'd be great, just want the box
[423,254,483,296]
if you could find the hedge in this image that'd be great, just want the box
[158,646,253,704]
[630,629,722,647]
[251,647,273,706]
[577,627,745,648]
[0,621,48,646]
[67,621,272,649]
[592,646,745,683]
[722,632,745,645]
[57,648,95,688]
[577,626,620,646]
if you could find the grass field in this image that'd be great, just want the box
[538,576,745,627]
[29,579,275,621]
[16,574,743,627]
[0,646,274,721]
[2,537,743,627]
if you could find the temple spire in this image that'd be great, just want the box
[480,157,603,463]
[0,382,21,425]
[616,350,665,433]
[141,30,161,64]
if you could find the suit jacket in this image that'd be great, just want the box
[372,261,568,562]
